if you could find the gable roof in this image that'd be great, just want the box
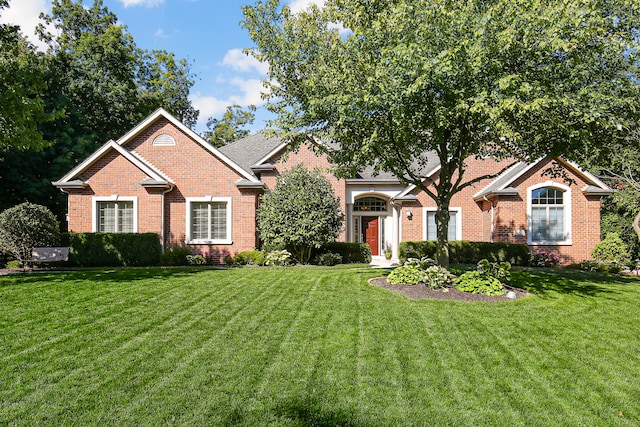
[116,108,260,183]
[472,157,613,200]
[218,132,284,178]
[53,108,263,189]
[52,140,172,189]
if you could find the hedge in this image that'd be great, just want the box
[399,240,530,266]
[63,233,162,267]
[312,242,372,264]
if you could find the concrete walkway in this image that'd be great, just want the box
[370,257,400,269]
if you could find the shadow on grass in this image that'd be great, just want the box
[0,266,228,287]
[512,267,640,298]
[224,396,367,427]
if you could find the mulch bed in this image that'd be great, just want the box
[368,277,529,302]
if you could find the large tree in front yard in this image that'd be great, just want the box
[243,0,640,267]
[257,164,343,264]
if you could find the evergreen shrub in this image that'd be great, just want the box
[399,240,529,266]
[234,250,265,266]
[66,232,161,267]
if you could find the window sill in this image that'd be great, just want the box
[187,239,233,245]
[529,241,572,246]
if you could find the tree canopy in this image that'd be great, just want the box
[0,0,198,222]
[243,0,640,267]
[257,164,343,264]
[205,104,256,147]
[0,1,57,152]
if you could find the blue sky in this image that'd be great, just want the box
[0,0,321,134]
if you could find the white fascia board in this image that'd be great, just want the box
[559,159,611,190]
[116,108,260,184]
[395,164,441,199]
[472,160,531,199]
[57,140,117,183]
[254,141,289,167]
[57,140,166,183]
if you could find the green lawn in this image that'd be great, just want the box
[1,266,639,426]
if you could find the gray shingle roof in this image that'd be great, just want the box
[218,132,284,178]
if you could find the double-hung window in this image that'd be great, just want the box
[92,197,137,233]
[528,185,571,244]
[186,197,232,244]
[423,208,462,241]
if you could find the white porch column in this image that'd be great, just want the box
[392,202,400,261]
[346,203,353,242]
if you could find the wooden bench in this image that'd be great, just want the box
[29,247,70,265]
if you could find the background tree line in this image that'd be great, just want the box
[0,0,200,223]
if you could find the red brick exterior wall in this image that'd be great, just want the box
[399,157,601,263]
[64,117,261,262]
[61,116,604,264]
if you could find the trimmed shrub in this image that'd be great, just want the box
[530,250,560,268]
[257,165,343,264]
[399,240,529,266]
[160,246,192,266]
[577,259,624,274]
[66,233,161,267]
[313,252,343,266]
[0,202,60,265]
[313,242,372,264]
[591,233,630,265]
[234,250,265,266]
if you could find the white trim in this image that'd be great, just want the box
[527,182,572,246]
[559,159,611,190]
[185,197,233,245]
[116,108,260,184]
[395,164,441,200]
[254,141,289,167]
[57,140,170,184]
[91,196,138,233]
[422,207,462,241]
[472,161,531,199]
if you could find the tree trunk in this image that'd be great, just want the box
[435,203,451,269]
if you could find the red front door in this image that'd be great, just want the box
[362,217,379,256]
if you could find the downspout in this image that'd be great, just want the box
[59,188,70,230]
[483,195,495,243]
[161,185,174,253]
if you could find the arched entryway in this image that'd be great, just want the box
[352,196,389,256]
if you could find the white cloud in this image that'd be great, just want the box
[222,49,269,75]
[154,28,168,38]
[118,0,164,7]
[0,0,50,49]
[288,0,324,14]
[287,0,350,36]
[190,78,269,125]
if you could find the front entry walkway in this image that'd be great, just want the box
[370,257,399,269]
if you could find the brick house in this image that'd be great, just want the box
[53,108,612,263]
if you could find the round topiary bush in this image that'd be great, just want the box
[0,202,60,265]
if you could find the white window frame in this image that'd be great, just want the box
[92,196,138,233]
[527,182,572,245]
[422,207,462,241]
[185,197,233,245]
